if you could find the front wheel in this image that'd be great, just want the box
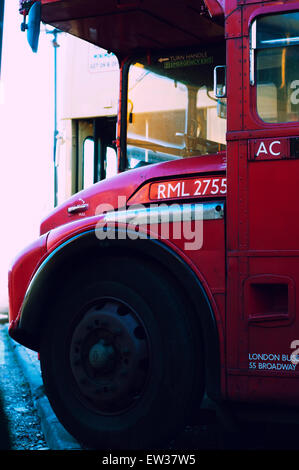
[40,257,204,449]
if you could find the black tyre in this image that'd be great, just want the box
[40,256,204,449]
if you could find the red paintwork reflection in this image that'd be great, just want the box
[8,233,48,330]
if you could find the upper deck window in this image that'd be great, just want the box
[254,11,299,123]
[126,46,226,169]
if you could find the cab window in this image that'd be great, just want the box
[126,46,226,169]
[253,11,299,123]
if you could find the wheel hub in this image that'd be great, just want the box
[69,299,150,414]
[88,339,115,370]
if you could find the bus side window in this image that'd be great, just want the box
[105,146,117,179]
[83,137,94,189]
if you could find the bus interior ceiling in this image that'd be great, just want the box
[41,0,225,58]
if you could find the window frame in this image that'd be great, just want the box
[248,4,299,130]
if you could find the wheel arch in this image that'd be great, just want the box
[13,229,223,401]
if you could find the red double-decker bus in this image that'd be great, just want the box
[9,0,299,449]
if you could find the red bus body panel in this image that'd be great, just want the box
[11,0,299,408]
[225,1,299,405]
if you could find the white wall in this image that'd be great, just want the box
[61,36,119,119]
[0,5,120,312]
[0,2,55,311]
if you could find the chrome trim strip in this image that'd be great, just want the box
[104,202,224,225]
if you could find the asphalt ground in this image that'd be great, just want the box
[1,322,82,451]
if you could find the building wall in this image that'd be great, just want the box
[56,34,120,204]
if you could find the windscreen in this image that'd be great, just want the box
[126,46,226,169]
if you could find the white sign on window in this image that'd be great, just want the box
[88,45,119,73]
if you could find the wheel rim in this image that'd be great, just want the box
[69,298,150,414]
